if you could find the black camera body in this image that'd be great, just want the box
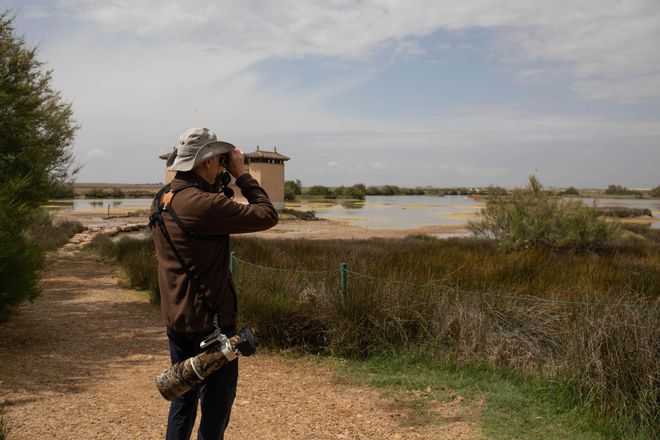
[199,327,258,357]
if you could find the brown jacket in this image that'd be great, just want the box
[151,171,278,332]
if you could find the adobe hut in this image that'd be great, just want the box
[158,146,289,210]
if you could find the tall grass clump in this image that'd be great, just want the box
[230,236,659,437]
[468,175,622,251]
[87,235,160,304]
[27,209,84,251]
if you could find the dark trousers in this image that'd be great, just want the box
[166,327,238,440]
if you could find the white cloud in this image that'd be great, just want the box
[83,148,113,161]
[7,1,659,185]
[53,0,660,103]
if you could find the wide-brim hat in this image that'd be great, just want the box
[167,127,235,172]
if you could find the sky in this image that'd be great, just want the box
[4,0,660,187]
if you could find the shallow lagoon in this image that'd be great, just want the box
[47,195,660,230]
[288,195,660,230]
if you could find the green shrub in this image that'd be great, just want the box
[606,184,643,196]
[86,234,116,258]
[307,185,332,196]
[560,186,580,195]
[0,195,44,321]
[469,176,622,251]
[0,13,77,322]
[284,180,301,200]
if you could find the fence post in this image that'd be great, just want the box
[230,252,236,274]
[340,262,348,295]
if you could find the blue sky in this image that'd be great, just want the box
[4,1,660,187]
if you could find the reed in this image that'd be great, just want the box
[95,231,659,436]
[29,219,84,251]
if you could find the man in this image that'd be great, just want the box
[151,127,278,440]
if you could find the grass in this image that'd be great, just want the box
[332,354,628,439]
[88,230,660,438]
[85,234,160,304]
[28,210,84,251]
[31,220,84,251]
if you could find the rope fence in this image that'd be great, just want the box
[230,253,653,309]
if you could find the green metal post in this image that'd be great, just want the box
[340,262,348,295]
[230,252,236,274]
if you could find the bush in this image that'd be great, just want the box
[650,185,660,198]
[307,185,331,196]
[0,196,43,321]
[468,176,622,251]
[606,185,643,197]
[0,12,77,321]
[284,180,301,198]
[560,186,580,196]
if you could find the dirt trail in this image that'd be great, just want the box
[0,243,477,439]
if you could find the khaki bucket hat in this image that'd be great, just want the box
[167,127,236,172]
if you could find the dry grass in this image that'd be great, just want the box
[89,231,660,437]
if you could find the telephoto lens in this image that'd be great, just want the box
[155,328,258,401]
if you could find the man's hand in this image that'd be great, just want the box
[226,148,246,178]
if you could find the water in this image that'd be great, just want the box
[46,195,660,230]
[288,195,660,230]
[44,198,153,212]
[288,195,483,229]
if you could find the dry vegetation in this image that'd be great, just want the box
[88,229,659,438]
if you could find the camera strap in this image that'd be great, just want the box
[149,182,226,329]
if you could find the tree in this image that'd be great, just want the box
[650,185,660,198]
[307,185,331,196]
[284,179,301,201]
[606,184,627,195]
[560,186,580,196]
[0,12,78,320]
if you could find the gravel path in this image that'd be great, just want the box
[0,243,477,439]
